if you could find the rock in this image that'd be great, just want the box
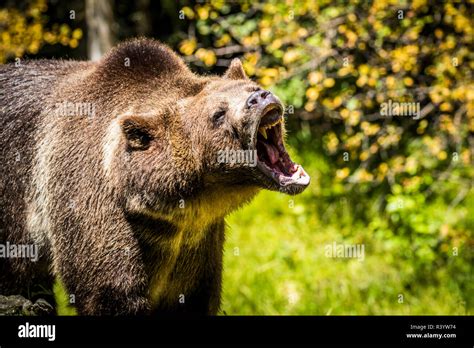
[31,298,54,316]
[0,295,54,316]
[0,295,32,315]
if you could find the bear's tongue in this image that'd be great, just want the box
[262,141,279,165]
[256,125,298,177]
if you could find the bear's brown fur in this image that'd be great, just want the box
[0,38,309,315]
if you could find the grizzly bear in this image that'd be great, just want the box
[0,38,310,315]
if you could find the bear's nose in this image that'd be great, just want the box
[246,90,271,108]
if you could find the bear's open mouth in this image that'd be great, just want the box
[255,105,310,189]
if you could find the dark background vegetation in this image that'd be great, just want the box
[0,0,472,314]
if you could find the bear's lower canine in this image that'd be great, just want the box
[0,39,310,315]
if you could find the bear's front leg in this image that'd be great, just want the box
[53,232,151,315]
[59,262,150,315]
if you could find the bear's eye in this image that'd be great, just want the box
[212,108,227,126]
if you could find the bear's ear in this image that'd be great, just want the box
[224,58,248,80]
[120,115,155,151]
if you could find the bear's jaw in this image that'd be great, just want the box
[254,105,310,194]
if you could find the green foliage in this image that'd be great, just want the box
[53,279,77,316]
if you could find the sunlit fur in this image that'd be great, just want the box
[0,39,279,315]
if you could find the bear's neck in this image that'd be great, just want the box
[131,185,259,310]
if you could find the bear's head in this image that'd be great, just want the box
[100,39,309,219]
[178,58,310,196]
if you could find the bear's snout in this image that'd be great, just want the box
[246,89,281,110]
[246,90,283,127]
[246,89,270,107]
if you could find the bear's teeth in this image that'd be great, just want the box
[259,118,282,139]
[269,118,282,128]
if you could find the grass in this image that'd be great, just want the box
[221,189,469,315]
